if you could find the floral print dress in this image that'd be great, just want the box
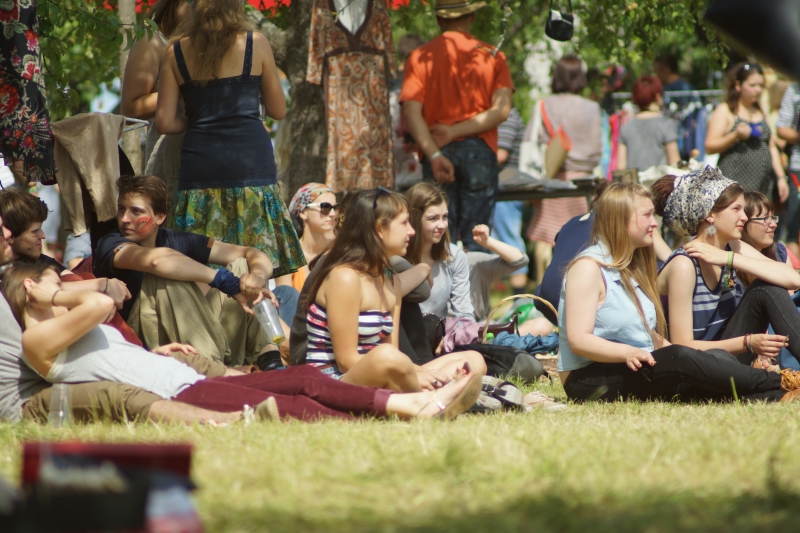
[0,0,56,183]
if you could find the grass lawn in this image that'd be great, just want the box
[2,378,800,533]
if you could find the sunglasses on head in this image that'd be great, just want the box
[305,202,338,215]
[372,187,391,210]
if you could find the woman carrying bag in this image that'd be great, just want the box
[525,55,602,284]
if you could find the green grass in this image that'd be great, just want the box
[3,379,800,533]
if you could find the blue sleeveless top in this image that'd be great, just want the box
[173,32,277,190]
[658,247,744,341]
[557,243,657,372]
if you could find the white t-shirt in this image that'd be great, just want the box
[43,325,205,399]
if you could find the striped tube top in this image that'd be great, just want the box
[306,302,394,363]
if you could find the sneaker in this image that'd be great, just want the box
[781,369,800,391]
[255,396,280,422]
[523,391,568,412]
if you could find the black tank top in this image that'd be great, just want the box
[173,31,277,190]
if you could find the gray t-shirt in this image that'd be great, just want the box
[419,243,474,320]
[467,251,530,322]
[0,296,48,421]
[44,325,204,399]
[618,115,678,171]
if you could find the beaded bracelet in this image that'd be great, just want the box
[721,251,735,290]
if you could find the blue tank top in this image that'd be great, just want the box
[557,243,657,372]
[658,247,744,341]
[173,32,277,190]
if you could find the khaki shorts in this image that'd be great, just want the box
[22,381,161,423]
[20,352,225,423]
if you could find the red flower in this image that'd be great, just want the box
[0,83,20,116]
[24,30,38,51]
[22,58,39,81]
[22,135,34,149]
[14,130,23,139]
[0,3,20,24]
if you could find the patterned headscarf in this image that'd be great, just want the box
[662,166,736,236]
[288,183,333,221]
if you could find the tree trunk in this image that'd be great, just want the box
[255,0,326,201]
[119,0,143,174]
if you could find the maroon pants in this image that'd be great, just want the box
[173,365,392,421]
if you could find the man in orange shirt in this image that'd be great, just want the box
[400,0,513,251]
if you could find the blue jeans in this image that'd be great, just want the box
[273,285,299,326]
[492,200,527,276]
[422,138,499,251]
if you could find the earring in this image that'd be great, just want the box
[706,223,717,237]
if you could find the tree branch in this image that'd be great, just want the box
[247,11,288,71]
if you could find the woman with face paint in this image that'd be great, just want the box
[404,182,475,321]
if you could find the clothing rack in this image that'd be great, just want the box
[611,89,724,100]
[122,117,148,133]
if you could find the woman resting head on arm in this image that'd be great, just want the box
[405,182,475,321]
[559,182,800,403]
[304,188,485,393]
[655,167,800,366]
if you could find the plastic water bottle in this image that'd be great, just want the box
[47,383,73,427]
[254,300,286,345]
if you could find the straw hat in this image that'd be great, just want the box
[434,0,487,19]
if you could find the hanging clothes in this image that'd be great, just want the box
[307,0,396,192]
[0,0,56,184]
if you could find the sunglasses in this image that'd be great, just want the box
[305,202,338,215]
[373,187,391,210]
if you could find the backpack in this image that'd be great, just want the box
[456,343,546,384]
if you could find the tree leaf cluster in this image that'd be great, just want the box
[37,0,154,119]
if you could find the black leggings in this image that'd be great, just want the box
[721,279,800,365]
[563,345,785,403]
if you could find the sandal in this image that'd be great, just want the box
[421,373,482,420]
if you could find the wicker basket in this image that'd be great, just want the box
[481,294,557,344]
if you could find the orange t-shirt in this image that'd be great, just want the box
[399,31,514,153]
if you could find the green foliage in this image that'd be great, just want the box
[391,0,725,119]
[37,0,154,119]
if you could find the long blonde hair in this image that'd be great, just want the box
[171,0,254,83]
[570,182,667,346]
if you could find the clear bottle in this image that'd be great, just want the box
[47,383,73,427]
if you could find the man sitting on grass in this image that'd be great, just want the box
[94,174,280,367]
[0,188,132,314]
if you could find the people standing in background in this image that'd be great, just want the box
[492,108,528,294]
[121,0,192,200]
[776,81,800,258]
[156,0,304,279]
[617,76,680,171]
[401,0,513,251]
[706,62,789,203]
[390,34,426,190]
[654,52,694,94]
[526,56,601,285]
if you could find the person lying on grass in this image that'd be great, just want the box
[1,261,483,422]
[558,181,800,403]
[94,174,284,367]
[304,188,486,390]
[654,168,800,369]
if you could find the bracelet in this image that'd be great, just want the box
[51,290,61,307]
[780,175,789,182]
[429,151,443,161]
[102,278,109,294]
[743,334,751,353]
[208,269,241,297]
[721,251,735,289]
